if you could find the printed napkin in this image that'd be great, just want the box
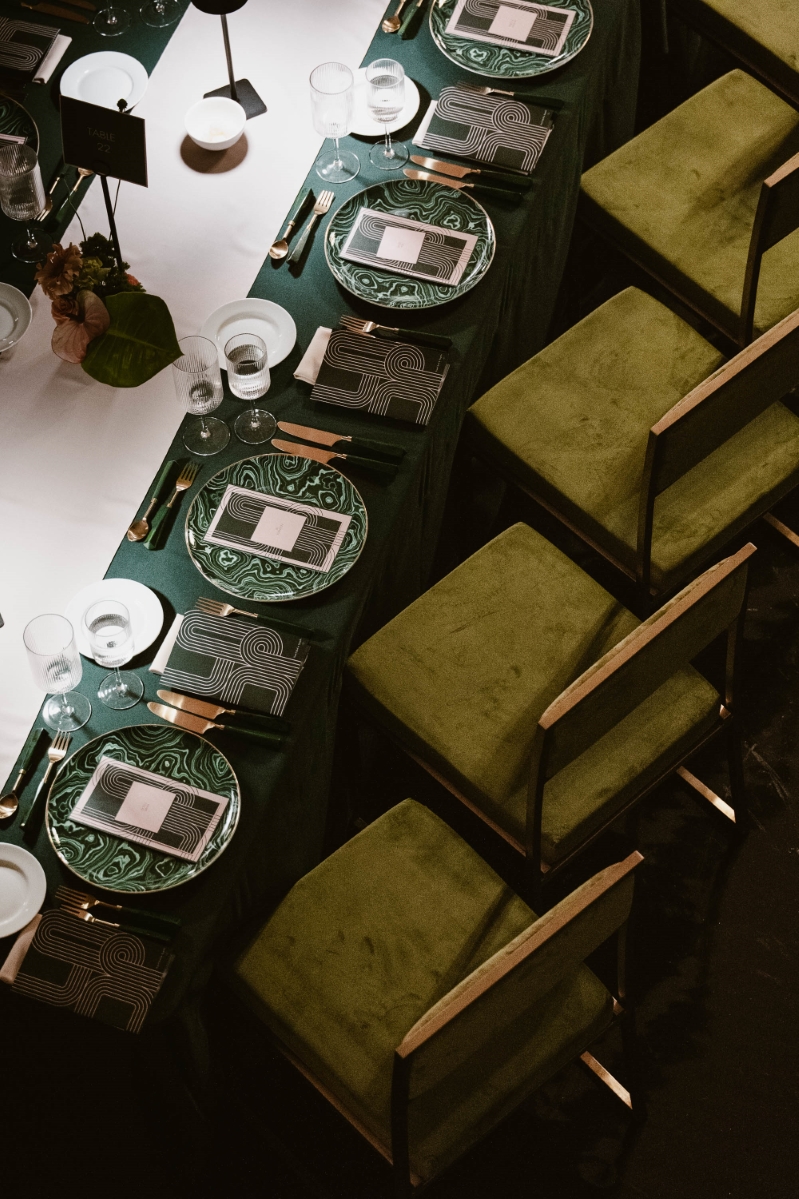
[340,208,477,287]
[68,756,230,863]
[414,87,554,174]
[446,0,575,56]
[10,909,172,1033]
[205,485,351,574]
[0,18,60,88]
[161,608,309,717]
[311,329,449,426]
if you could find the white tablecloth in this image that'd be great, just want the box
[0,0,386,782]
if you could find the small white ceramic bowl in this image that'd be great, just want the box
[0,282,33,354]
[185,96,247,151]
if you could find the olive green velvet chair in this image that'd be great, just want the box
[466,288,799,608]
[669,0,799,110]
[579,69,799,347]
[233,798,643,1199]
[346,523,754,904]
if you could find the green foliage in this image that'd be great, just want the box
[77,233,144,302]
[82,292,181,388]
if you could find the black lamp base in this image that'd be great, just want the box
[204,78,266,119]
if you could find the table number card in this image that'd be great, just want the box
[446,0,575,57]
[68,757,229,863]
[415,87,554,174]
[205,485,351,574]
[341,208,477,287]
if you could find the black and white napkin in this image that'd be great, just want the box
[10,910,172,1033]
[0,18,60,89]
[340,208,477,287]
[205,486,351,574]
[311,329,449,426]
[161,608,309,717]
[68,757,230,863]
[446,0,575,56]
[414,86,554,174]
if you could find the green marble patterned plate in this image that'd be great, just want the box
[430,0,593,80]
[325,178,495,310]
[0,94,39,151]
[185,453,368,603]
[46,724,240,894]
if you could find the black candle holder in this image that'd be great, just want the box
[191,0,267,120]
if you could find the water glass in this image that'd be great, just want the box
[225,333,276,445]
[0,144,52,263]
[139,0,181,26]
[172,335,230,456]
[93,4,131,35]
[366,59,408,170]
[84,599,143,710]
[310,62,359,184]
[24,614,91,731]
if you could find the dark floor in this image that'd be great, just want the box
[4,14,799,1199]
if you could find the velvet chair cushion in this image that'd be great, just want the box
[346,523,720,863]
[579,71,799,340]
[677,0,799,95]
[233,799,614,1181]
[467,288,799,591]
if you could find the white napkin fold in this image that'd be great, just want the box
[149,613,184,674]
[34,35,72,85]
[293,327,332,385]
[0,913,41,985]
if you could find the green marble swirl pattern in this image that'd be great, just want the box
[0,96,38,151]
[46,725,240,894]
[185,453,368,602]
[429,0,593,79]
[326,179,495,310]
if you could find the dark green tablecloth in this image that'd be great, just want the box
[0,0,640,1022]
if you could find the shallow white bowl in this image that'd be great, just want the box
[0,282,32,353]
[185,97,247,151]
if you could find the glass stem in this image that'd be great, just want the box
[199,415,209,439]
[113,667,124,693]
[333,137,342,170]
[385,129,394,159]
[58,693,75,718]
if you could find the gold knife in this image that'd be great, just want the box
[404,167,520,199]
[156,689,290,733]
[148,702,286,747]
[410,155,530,187]
[277,421,405,463]
[271,439,397,482]
[21,2,90,22]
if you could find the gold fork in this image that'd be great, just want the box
[20,730,70,831]
[288,189,334,265]
[143,461,199,551]
[339,314,452,349]
[194,596,327,642]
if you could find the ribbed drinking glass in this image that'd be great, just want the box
[84,599,143,709]
[0,144,52,263]
[24,615,91,732]
[366,59,408,170]
[225,332,275,444]
[310,62,359,184]
[172,335,230,456]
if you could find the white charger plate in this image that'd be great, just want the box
[351,67,420,136]
[60,52,149,111]
[200,299,297,371]
[65,578,164,660]
[0,283,32,353]
[0,844,46,939]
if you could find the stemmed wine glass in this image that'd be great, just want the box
[367,59,408,170]
[310,62,359,184]
[172,335,230,456]
[94,4,132,35]
[24,615,91,732]
[84,599,143,709]
[225,333,275,445]
[0,144,52,264]
[139,0,181,26]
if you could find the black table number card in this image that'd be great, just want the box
[60,95,148,186]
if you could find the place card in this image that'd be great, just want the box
[446,0,575,57]
[68,757,230,863]
[312,329,450,426]
[414,87,554,174]
[161,608,309,717]
[341,208,477,287]
[205,485,351,574]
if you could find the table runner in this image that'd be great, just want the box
[1,0,641,1022]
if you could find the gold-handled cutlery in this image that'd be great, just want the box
[127,459,177,542]
[20,731,70,832]
[148,701,287,747]
[269,187,314,260]
[382,0,410,32]
[0,728,46,820]
[56,885,182,936]
[156,689,291,733]
[339,314,452,350]
[410,155,530,187]
[52,167,94,223]
[272,437,398,482]
[60,901,176,943]
[288,189,334,266]
[194,595,329,642]
[143,461,199,551]
[21,2,90,23]
[277,419,406,463]
[404,166,521,199]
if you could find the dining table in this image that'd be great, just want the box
[0,0,641,1036]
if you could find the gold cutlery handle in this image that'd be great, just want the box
[289,212,320,264]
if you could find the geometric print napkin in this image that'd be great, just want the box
[415,86,554,174]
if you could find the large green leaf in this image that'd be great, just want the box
[82,292,181,387]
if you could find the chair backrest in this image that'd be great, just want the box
[535,543,754,781]
[396,851,642,1099]
[742,150,799,345]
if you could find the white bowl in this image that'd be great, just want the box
[0,283,32,353]
[185,97,247,151]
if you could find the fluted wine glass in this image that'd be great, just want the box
[367,59,408,170]
[172,335,229,456]
[24,615,91,731]
[84,599,143,709]
[0,144,52,263]
[310,62,359,184]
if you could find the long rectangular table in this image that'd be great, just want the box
[0,0,641,1024]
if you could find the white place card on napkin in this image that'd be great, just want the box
[205,485,351,574]
[341,208,477,287]
[446,0,575,57]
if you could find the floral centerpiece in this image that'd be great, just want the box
[35,234,180,387]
